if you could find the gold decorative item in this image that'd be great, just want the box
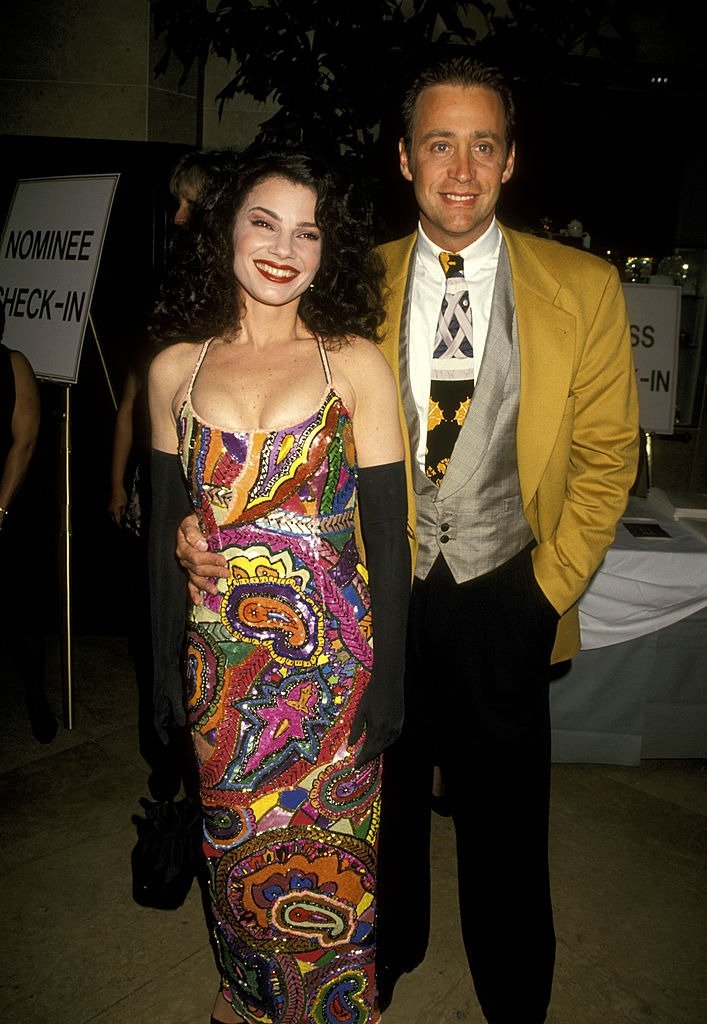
[624,256,654,283]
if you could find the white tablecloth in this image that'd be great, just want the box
[551,606,707,764]
[578,496,707,649]
[550,496,707,764]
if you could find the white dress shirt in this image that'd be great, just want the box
[408,219,502,470]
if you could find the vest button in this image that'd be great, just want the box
[440,522,450,532]
[440,535,449,544]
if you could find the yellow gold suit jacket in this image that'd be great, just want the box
[377,224,640,662]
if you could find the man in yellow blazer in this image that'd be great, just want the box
[374,58,639,1024]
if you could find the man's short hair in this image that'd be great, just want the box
[401,57,515,153]
[169,150,236,202]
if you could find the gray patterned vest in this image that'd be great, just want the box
[400,240,533,582]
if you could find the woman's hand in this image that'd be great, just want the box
[107,485,128,525]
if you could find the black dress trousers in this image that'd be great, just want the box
[377,543,557,1024]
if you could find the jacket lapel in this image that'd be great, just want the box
[378,234,420,542]
[379,234,417,371]
[501,226,576,511]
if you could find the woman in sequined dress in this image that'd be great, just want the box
[148,152,410,1024]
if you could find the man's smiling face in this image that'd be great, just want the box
[399,83,515,252]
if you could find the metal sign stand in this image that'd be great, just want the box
[59,383,74,730]
[57,313,117,730]
[644,429,654,491]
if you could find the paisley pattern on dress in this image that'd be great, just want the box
[178,341,380,1023]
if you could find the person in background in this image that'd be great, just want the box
[176,59,640,1024]
[0,305,56,744]
[169,150,239,227]
[148,150,408,1023]
[108,149,239,799]
[106,349,151,533]
[108,149,240,531]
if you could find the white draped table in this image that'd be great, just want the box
[550,496,707,764]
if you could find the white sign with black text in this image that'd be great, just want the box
[622,282,681,434]
[0,174,119,383]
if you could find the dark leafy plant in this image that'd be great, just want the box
[152,1,635,163]
[151,1,637,236]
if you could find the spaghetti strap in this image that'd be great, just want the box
[316,336,333,387]
[186,337,214,401]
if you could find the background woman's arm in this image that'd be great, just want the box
[0,351,40,528]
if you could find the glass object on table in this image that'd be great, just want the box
[657,253,701,295]
[623,256,654,283]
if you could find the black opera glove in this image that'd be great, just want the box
[348,460,411,767]
[148,450,193,742]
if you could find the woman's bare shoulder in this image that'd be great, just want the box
[149,340,204,383]
[332,334,391,374]
[326,336,397,421]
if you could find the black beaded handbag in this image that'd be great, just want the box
[131,795,201,910]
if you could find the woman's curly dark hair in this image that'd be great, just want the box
[150,151,387,349]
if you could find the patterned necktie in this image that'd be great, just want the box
[425,252,475,486]
[434,252,473,359]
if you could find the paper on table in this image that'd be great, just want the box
[579,495,707,648]
[621,520,672,538]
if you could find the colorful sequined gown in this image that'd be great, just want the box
[178,339,381,1024]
